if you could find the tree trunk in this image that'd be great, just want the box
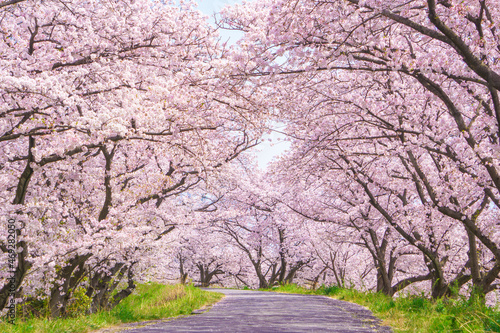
[0,137,35,312]
[87,262,125,313]
[49,254,91,318]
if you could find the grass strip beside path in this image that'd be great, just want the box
[0,283,223,333]
[261,284,500,333]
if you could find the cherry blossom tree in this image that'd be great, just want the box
[196,167,316,289]
[168,225,231,287]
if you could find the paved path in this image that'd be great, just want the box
[121,289,392,332]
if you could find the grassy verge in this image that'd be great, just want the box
[262,284,500,333]
[0,283,223,333]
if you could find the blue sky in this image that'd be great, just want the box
[195,0,240,15]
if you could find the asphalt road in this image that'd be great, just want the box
[120,289,393,332]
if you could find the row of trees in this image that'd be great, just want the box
[0,0,266,317]
[215,0,500,300]
[162,159,498,303]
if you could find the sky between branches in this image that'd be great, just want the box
[195,0,290,169]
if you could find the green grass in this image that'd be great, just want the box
[0,283,224,333]
[262,284,500,333]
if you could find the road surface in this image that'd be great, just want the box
[117,289,392,332]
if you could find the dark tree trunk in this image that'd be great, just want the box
[109,266,136,309]
[87,263,125,313]
[178,253,188,285]
[0,137,35,312]
[197,263,224,287]
[87,263,136,313]
[253,261,269,289]
[49,254,91,318]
